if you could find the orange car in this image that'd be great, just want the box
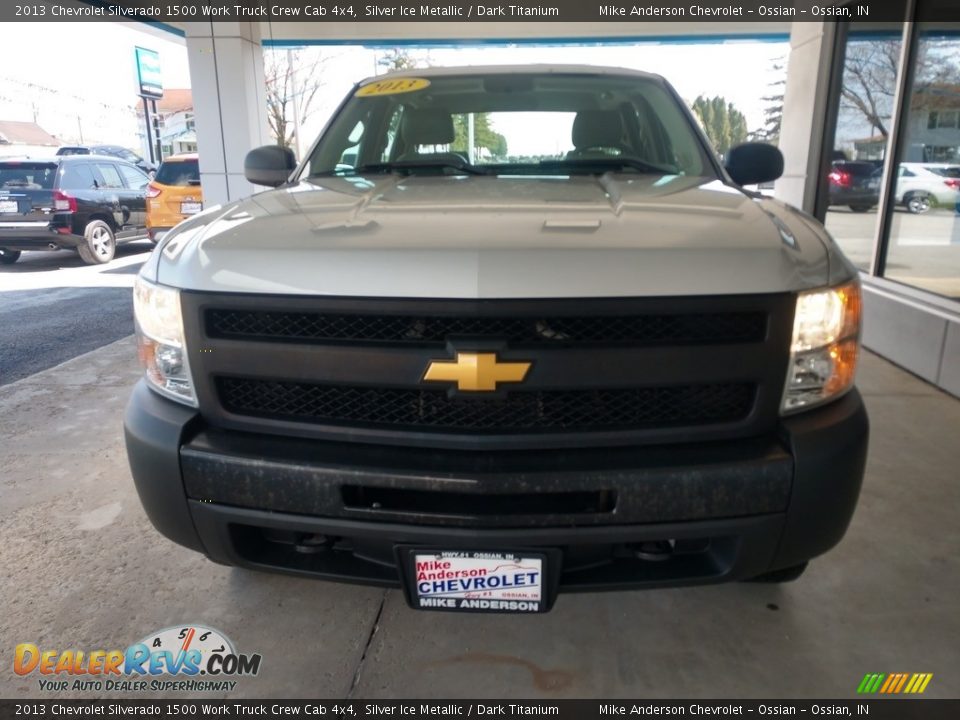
[146,153,202,242]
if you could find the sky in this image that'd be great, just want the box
[0,22,788,156]
[0,22,190,149]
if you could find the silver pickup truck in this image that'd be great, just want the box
[124,65,868,614]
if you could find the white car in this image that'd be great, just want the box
[896,163,960,213]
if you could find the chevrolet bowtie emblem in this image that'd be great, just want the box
[423,352,532,392]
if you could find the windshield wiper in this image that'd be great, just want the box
[539,157,678,175]
[352,160,487,176]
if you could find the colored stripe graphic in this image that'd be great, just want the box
[857,672,933,694]
[905,673,933,694]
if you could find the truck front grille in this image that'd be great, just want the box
[216,377,755,434]
[182,293,794,450]
[206,308,766,347]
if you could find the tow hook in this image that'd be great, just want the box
[633,540,675,562]
[293,533,334,554]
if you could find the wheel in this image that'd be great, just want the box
[77,220,116,264]
[849,204,873,213]
[0,248,21,265]
[746,562,808,583]
[905,192,932,214]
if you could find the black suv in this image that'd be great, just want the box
[827,161,882,212]
[0,155,150,265]
[56,145,157,175]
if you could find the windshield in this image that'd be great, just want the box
[155,159,200,186]
[929,166,960,179]
[117,149,142,162]
[304,72,713,179]
[0,162,57,189]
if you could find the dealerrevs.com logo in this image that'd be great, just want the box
[13,625,262,693]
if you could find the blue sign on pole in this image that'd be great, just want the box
[135,47,163,99]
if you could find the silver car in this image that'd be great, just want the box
[896,162,960,213]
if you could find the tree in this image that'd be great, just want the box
[264,48,330,149]
[839,40,900,138]
[453,114,508,160]
[751,58,786,144]
[377,49,420,72]
[839,38,960,139]
[692,95,748,155]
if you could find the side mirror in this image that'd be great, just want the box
[244,145,296,187]
[725,142,784,187]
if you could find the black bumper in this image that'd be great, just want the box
[124,381,868,601]
[0,223,82,250]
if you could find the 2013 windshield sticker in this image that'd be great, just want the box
[415,552,543,612]
[355,78,431,97]
[13,624,262,693]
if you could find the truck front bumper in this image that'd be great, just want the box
[124,380,868,602]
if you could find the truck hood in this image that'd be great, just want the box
[153,174,835,298]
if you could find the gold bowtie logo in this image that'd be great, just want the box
[423,352,531,392]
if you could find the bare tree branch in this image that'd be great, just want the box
[263,49,333,148]
[839,38,960,140]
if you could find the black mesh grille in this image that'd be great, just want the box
[216,377,755,433]
[206,309,765,347]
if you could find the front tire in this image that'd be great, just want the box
[77,220,116,264]
[905,192,932,214]
[849,205,873,213]
[0,248,21,265]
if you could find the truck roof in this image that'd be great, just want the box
[359,64,664,86]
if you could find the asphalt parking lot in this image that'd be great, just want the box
[1,323,958,698]
[0,242,151,385]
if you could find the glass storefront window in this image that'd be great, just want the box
[824,26,904,272]
[883,25,960,299]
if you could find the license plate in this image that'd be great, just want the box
[180,201,202,215]
[0,200,18,214]
[407,550,546,613]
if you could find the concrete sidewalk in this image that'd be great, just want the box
[1,338,958,699]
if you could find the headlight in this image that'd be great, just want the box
[133,276,197,406]
[781,280,861,414]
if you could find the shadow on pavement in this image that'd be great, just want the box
[0,241,153,274]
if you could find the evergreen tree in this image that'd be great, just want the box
[453,114,508,160]
[692,95,749,155]
[750,58,785,144]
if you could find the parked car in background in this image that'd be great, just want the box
[55,146,90,156]
[895,163,960,214]
[827,161,881,212]
[56,145,157,176]
[146,153,202,243]
[0,154,150,264]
